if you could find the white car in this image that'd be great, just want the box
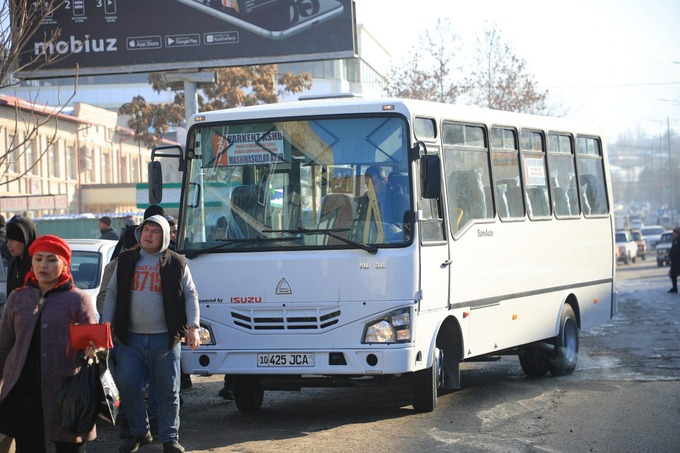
[656,232,674,267]
[640,225,667,250]
[615,231,637,265]
[66,239,118,317]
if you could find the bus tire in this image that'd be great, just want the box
[233,375,264,412]
[518,345,549,377]
[548,305,579,376]
[412,348,441,412]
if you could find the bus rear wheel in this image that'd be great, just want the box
[548,304,579,376]
[233,375,264,412]
[412,348,442,412]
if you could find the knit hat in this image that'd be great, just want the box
[5,222,25,243]
[29,234,72,267]
[144,205,165,219]
[99,216,112,227]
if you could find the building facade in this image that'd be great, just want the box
[0,97,155,219]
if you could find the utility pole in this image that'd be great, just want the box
[667,117,674,219]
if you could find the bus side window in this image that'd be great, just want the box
[520,130,551,219]
[576,136,609,217]
[548,133,579,218]
[447,169,488,233]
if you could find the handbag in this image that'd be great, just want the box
[58,358,100,435]
[70,322,114,350]
[58,353,120,435]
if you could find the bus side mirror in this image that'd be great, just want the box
[148,161,163,205]
[421,154,441,199]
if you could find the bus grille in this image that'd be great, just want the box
[230,308,341,330]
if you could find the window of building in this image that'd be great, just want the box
[25,138,36,175]
[7,133,16,173]
[66,144,76,180]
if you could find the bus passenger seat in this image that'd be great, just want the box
[318,193,355,245]
[230,184,261,237]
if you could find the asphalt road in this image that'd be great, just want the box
[56,259,680,452]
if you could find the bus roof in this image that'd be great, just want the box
[189,96,605,138]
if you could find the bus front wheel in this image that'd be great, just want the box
[413,348,442,412]
[548,305,579,376]
[233,375,264,412]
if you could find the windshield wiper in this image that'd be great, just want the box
[182,236,289,259]
[264,227,378,255]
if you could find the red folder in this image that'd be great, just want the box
[70,322,114,350]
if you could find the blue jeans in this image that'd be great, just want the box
[116,333,181,443]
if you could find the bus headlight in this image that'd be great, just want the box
[362,308,412,344]
[183,324,215,346]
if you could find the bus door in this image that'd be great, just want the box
[417,152,450,312]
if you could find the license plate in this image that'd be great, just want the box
[257,353,315,367]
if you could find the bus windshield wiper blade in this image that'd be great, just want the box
[182,237,273,259]
[264,227,378,255]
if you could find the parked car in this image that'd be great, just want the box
[66,239,118,317]
[615,230,637,264]
[630,229,647,260]
[641,225,667,250]
[656,232,674,267]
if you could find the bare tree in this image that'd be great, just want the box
[463,25,549,114]
[0,0,78,185]
[385,18,462,103]
[119,65,313,147]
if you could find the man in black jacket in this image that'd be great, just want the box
[669,227,680,293]
[4,215,39,296]
[99,216,119,240]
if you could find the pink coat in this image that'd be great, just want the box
[0,284,98,443]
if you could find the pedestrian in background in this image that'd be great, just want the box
[0,235,99,452]
[165,216,177,250]
[668,227,680,293]
[99,216,119,241]
[5,215,40,297]
[0,214,8,271]
[103,215,200,453]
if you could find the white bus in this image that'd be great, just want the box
[149,96,617,412]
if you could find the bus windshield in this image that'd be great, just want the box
[179,115,412,253]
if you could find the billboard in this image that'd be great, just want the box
[16,0,356,79]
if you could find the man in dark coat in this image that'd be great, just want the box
[99,216,119,240]
[669,227,680,293]
[4,215,40,296]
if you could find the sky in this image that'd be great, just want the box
[354,0,680,142]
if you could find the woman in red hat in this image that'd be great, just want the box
[0,235,99,453]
